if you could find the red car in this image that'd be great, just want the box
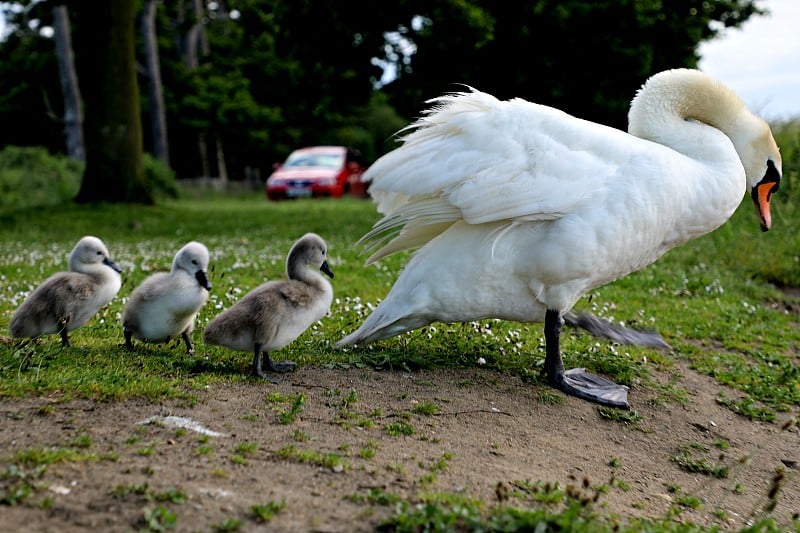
[265,146,368,200]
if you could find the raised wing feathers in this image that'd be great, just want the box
[362,89,634,262]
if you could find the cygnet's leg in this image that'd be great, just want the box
[58,319,71,347]
[181,330,195,354]
[123,328,135,351]
[252,343,297,382]
[542,309,629,409]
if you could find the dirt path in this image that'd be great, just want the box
[1,363,798,532]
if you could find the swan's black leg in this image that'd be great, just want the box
[543,309,629,409]
[181,330,194,354]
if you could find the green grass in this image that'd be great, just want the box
[2,188,800,531]
[2,192,799,414]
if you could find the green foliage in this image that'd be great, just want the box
[381,1,765,129]
[142,505,178,532]
[671,451,729,479]
[412,401,439,416]
[384,421,415,436]
[597,407,643,425]
[142,153,179,200]
[211,517,243,532]
[251,500,285,523]
[0,464,46,505]
[0,0,774,184]
[0,146,83,209]
[770,120,800,197]
[276,445,347,470]
[276,394,306,425]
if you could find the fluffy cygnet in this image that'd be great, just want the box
[122,241,211,353]
[9,235,122,346]
[203,233,333,380]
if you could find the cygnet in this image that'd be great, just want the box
[9,235,122,346]
[203,233,333,380]
[122,241,211,353]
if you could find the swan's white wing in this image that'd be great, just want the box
[362,89,640,263]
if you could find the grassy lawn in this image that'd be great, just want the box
[2,192,799,410]
[1,190,799,531]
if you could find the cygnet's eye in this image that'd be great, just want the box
[192,259,198,265]
[96,251,103,256]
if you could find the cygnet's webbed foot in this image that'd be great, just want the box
[553,368,629,409]
[267,358,297,373]
[252,345,297,383]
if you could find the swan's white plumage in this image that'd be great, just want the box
[339,69,782,348]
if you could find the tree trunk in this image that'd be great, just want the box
[179,0,228,180]
[52,5,84,163]
[73,0,152,204]
[142,0,170,166]
[215,136,228,181]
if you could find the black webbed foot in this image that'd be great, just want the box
[555,368,629,409]
[543,309,630,409]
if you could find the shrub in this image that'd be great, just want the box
[0,146,82,209]
[142,153,180,200]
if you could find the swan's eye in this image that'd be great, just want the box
[96,251,103,256]
[192,259,198,265]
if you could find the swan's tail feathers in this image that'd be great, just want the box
[563,312,670,349]
[335,312,431,348]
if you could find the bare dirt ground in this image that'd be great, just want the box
[1,362,798,532]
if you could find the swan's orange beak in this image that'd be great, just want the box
[753,181,775,232]
[752,161,781,232]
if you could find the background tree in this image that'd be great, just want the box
[381,0,763,129]
[0,0,766,189]
[142,0,169,167]
[73,0,151,203]
[52,3,83,162]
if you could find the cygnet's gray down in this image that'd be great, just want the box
[9,236,122,346]
[203,233,333,380]
[122,241,211,353]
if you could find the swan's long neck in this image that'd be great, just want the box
[628,69,746,162]
[628,70,757,243]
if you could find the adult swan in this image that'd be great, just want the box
[337,69,782,408]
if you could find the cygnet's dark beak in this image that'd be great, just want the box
[104,257,123,273]
[196,270,212,290]
[320,260,334,278]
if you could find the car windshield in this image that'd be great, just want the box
[284,151,344,169]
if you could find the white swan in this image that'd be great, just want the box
[9,236,122,346]
[122,241,211,353]
[203,233,334,380]
[337,68,782,408]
